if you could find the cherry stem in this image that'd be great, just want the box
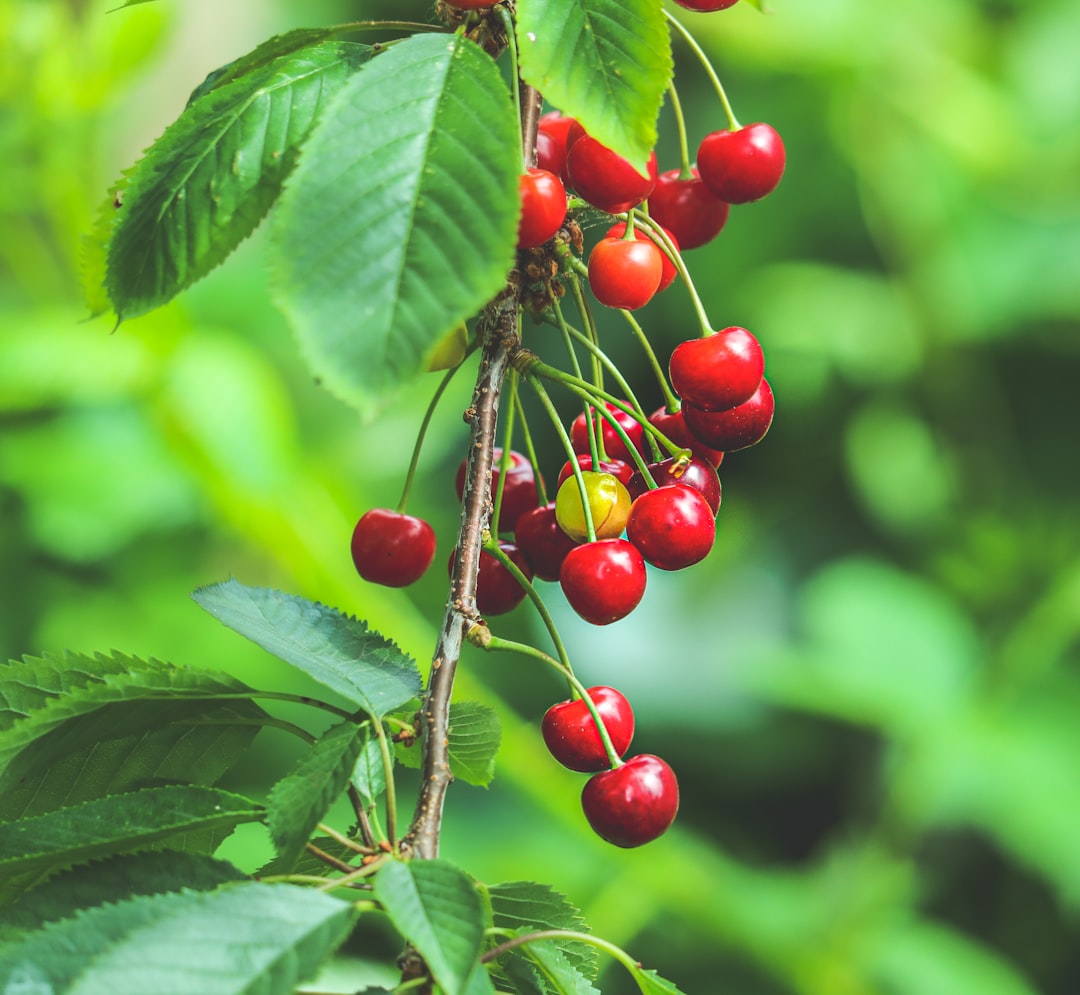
[549,318,643,423]
[632,211,714,337]
[664,9,741,132]
[370,718,399,846]
[481,928,641,971]
[667,79,694,179]
[552,297,585,384]
[617,308,681,416]
[513,389,548,506]
[317,821,376,856]
[496,6,527,172]
[490,371,520,536]
[564,265,604,400]
[477,633,624,769]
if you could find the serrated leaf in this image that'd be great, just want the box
[266,719,368,864]
[0,882,357,995]
[256,834,358,879]
[105,40,373,320]
[193,580,423,716]
[269,32,520,417]
[351,725,389,808]
[516,0,671,171]
[374,859,487,995]
[631,967,688,994]
[519,936,601,995]
[489,882,596,980]
[394,701,500,788]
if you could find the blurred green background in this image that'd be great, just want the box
[2,0,1079,991]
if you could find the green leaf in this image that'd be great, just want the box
[192,580,423,716]
[488,882,596,980]
[0,882,357,995]
[516,0,671,171]
[394,701,501,788]
[266,719,368,864]
[269,32,520,417]
[0,785,262,900]
[374,859,487,995]
[351,725,389,808]
[105,40,373,319]
[519,937,601,995]
[630,966,689,994]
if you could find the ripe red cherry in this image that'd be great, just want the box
[515,502,579,582]
[668,326,765,412]
[581,754,680,848]
[648,407,724,468]
[648,168,730,250]
[672,0,739,10]
[448,541,533,615]
[570,403,647,464]
[606,222,679,292]
[517,168,566,248]
[541,686,635,772]
[566,137,658,215]
[626,484,716,570]
[455,448,539,532]
[558,454,634,489]
[588,235,663,311]
[682,378,775,452]
[559,539,646,625]
[627,456,721,515]
[537,112,578,182]
[697,122,786,204]
[351,509,436,588]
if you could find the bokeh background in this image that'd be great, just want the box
[3,0,1079,991]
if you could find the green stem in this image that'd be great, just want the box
[317,822,376,856]
[496,6,526,171]
[513,390,548,506]
[555,316,646,419]
[618,308,680,413]
[668,79,694,179]
[552,297,585,384]
[372,719,400,846]
[664,9,741,131]
[565,266,604,397]
[490,372,520,536]
[482,928,644,976]
[633,211,714,336]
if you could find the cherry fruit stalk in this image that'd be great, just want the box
[542,686,634,772]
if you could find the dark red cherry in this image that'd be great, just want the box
[559,539,647,625]
[537,111,579,182]
[448,541,533,615]
[581,754,680,848]
[515,502,579,582]
[455,447,540,532]
[351,509,436,588]
[570,403,647,464]
[648,168,730,250]
[517,167,567,248]
[668,326,765,412]
[697,122,786,204]
[566,137,658,215]
[648,407,725,468]
[672,0,739,10]
[541,686,635,772]
[682,378,774,452]
[626,484,716,570]
[627,456,721,515]
[558,454,634,489]
[606,222,680,292]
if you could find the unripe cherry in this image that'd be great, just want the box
[555,471,632,542]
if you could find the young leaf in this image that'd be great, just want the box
[519,937,601,995]
[516,0,671,172]
[351,725,389,809]
[269,32,520,417]
[394,701,500,788]
[104,41,373,320]
[374,859,488,995]
[192,580,423,716]
[488,882,597,980]
[630,967,689,994]
[266,718,368,864]
[0,882,357,995]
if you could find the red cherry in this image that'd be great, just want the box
[541,686,635,772]
[605,222,679,292]
[537,112,578,182]
[566,137,658,214]
[517,168,566,248]
[648,168,730,250]
[559,539,647,625]
[682,378,775,452]
[668,326,765,412]
[351,509,436,588]
[558,454,634,489]
[588,235,662,310]
[697,122,786,204]
[515,502,579,582]
[455,447,540,533]
[581,754,680,847]
[626,484,716,571]
[672,0,739,10]
[448,541,533,616]
[570,403,647,464]
[648,407,725,468]
[627,456,721,515]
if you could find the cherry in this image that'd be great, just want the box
[588,235,662,311]
[554,471,632,542]
[455,447,540,533]
[668,326,765,412]
[570,403,647,464]
[648,168,730,250]
[697,122,786,205]
[682,378,775,452]
[350,509,436,588]
[537,111,578,182]
[558,454,634,489]
[648,407,725,468]
[448,541,533,616]
[626,484,716,571]
[541,686,635,772]
[605,222,679,293]
[627,455,721,515]
[566,136,658,215]
[581,754,680,848]
[515,502,579,582]
[560,539,646,625]
[517,168,567,249]
[672,0,740,10]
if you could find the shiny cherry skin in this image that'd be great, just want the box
[517,168,567,248]
[669,326,765,412]
[555,471,632,543]
[515,502,579,582]
[448,541,533,616]
[559,538,647,625]
[351,509,436,588]
[455,447,540,533]
[558,454,634,489]
[697,122,786,204]
[570,403,648,464]
[648,167,730,250]
[673,0,739,10]
[606,222,679,292]
[682,378,775,452]
[648,407,725,468]
[537,111,579,182]
[566,137,658,214]
[627,455,721,515]
[626,483,716,570]
[581,754,680,847]
[541,685,635,772]
[588,235,663,310]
